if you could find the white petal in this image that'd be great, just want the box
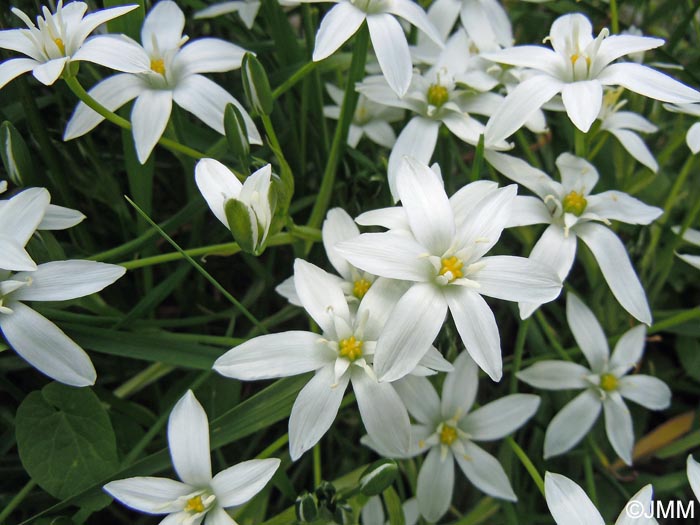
[0,302,96,386]
[335,232,435,282]
[211,458,280,507]
[213,331,331,380]
[168,390,212,486]
[131,89,173,163]
[607,129,659,172]
[353,370,411,456]
[585,191,662,225]
[677,253,700,270]
[561,81,603,133]
[194,158,243,226]
[275,275,302,306]
[595,35,664,71]
[386,0,443,45]
[367,14,412,97]
[361,496,385,524]
[355,207,408,230]
[517,361,590,390]
[687,122,700,153]
[38,205,86,230]
[32,57,68,85]
[473,255,562,304]
[0,187,49,245]
[460,0,510,50]
[557,152,599,196]
[454,441,516,501]
[610,325,646,373]
[462,394,540,441]
[322,207,360,280]
[603,392,634,465]
[688,456,700,504]
[104,477,192,514]
[445,287,502,382]
[64,74,144,140]
[0,236,36,272]
[388,117,440,200]
[425,0,460,40]
[576,222,652,325]
[289,365,349,460]
[481,46,561,77]
[374,283,447,382]
[141,0,185,56]
[449,180,499,223]
[362,120,396,148]
[75,5,140,44]
[176,38,247,75]
[598,63,700,104]
[394,375,440,426]
[441,111,486,145]
[485,75,563,146]
[615,484,657,525]
[440,351,478,421]
[294,259,350,334]
[0,29,41,58]
[566,293,610,372]
[357,278,411,341]
[417,447,454,523]
[205,507,235,525]
[505,196,551,227]
[12,260,125,302]
[618,375,671,411]
[544,472,604,525]
[396,157,455,255]
[544,390,602,459]
[0,58,38,90]
[484,151,555,200]
[312,3,365,61]
[72,35,150,73]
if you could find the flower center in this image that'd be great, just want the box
[150,58,166,75]
[599,373,618,392]
[184,495,205,513]
[53,38,65,54]
[338,336,363,361]
[439,256,464,283]
[427,84,449,107]
[353,278,371,299]
[440,424,458,445]
[562,191,587,216]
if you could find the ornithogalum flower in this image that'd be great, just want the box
[426,0,513,51]
[195,159,274,255]
[365,353,540,522]
[0,260,125,386]
[214,259,451,460]
[336,157,562,382]
[105,391,280,525]
[518,294,671,465]
[63,0,261,163]
[486,151,662,323]
[482,13,700,145]
[545,472,657,525]
[0,0,137,89]
[195,0,299,28]
[306,0,443,96]
[672,226,700,270]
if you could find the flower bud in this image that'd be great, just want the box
[314,480,336,506]
[295,491,318,523]
[0,121,34,186]
[359,459,399,497]
[334,503,354,525]
[242,53,273,116]
[224,103,250,164]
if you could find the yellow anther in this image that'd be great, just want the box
[53,38,65,54]
[570,53,591,67]
[339,336,363,361]
[353,278,371,299]
[184,495,205,513]
[440,425,458,445]
[570,53,579,64]
[600,373,618,392]
[427,84,449,107]
[439,256,464,282]
[150,58,166,75]
[562,191,587,216]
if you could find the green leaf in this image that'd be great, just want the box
[382,486,405,525]
[15,383,119,504]
[676,336,700,381]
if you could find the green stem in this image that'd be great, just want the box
[63,74,206,161]
[306,24,369,231]
[271,61,319,100]
[257,434,289,459]
[535,311,572,361]
[114,362,174,398]
[313,444,322,486]
[509,319,530,394]
[649,308,700,334]
[0,479,37,523]
[610,0,620,34]
[574,128,587,157]
[506,437,545,497]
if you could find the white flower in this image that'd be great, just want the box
[214,259,452,460]
[545,472,657,525]
[365,353,540,522]
[362,496,418,525]
[486,151,662,323]
[518,293,671,465]
[277,208,378,307]
[672,226,700,270]
[336,157,562,382]
[0,187,85,272]
[482,13,700,145]
[306,0,443,96]
[195,0,299,28]
[63,0,261,163]
[688,455,700,503]
[598,88,659,172]
[105,390,280,525]
[195,159,274,255]
[0,259,125,386]
[664,103,700,154]
[324,83,402,149]
[0,0,137,90]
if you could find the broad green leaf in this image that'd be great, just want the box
[15,383,119,502]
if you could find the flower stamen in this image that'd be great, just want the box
[427,84,449,107]
[184,495,205,513]
[562,191,587,216]
[338,336,363,361]
[439,424,458,445]
[353,278,371,299]
[439,256,464,283]
[599,373,618,392]
[150,58,165,75]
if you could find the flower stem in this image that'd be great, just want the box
[313,444,322,486]
[506,437,545,497]
[509,319,530,394]
[257,434,290,459]
[306,24,370,231]
[63,74,206,160]
[271,60,319,100]
[610,0,620,34]
[0,479,37,524]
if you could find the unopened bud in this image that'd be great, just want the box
[242,53,273,115]
[295,491,318,523]
[359,459,399,497]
